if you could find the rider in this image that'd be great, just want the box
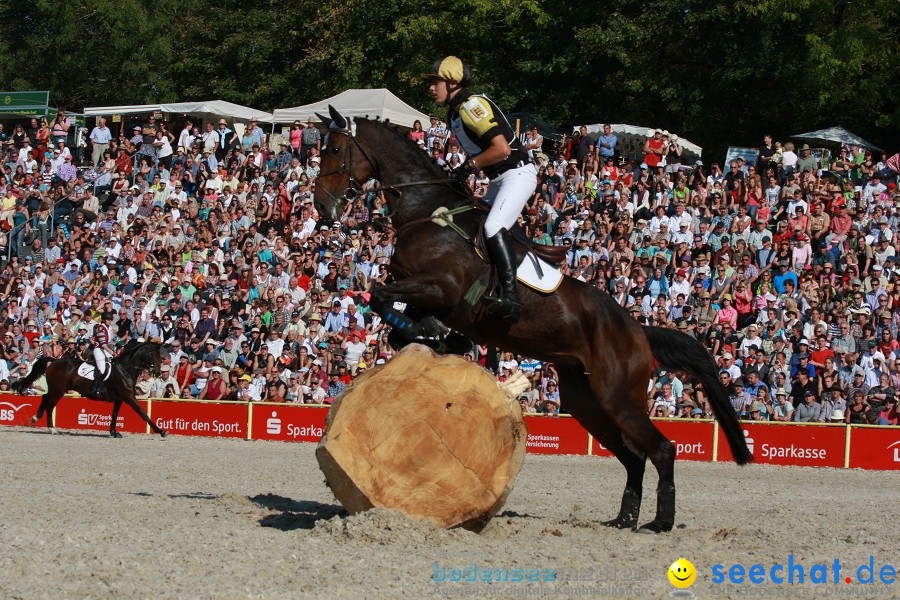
[423,56,536,323]
[90,311,115,398]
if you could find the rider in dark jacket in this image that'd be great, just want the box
[423,56,536,323]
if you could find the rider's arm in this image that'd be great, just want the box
[468,135,510,171]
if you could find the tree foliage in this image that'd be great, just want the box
[0,0,896,156]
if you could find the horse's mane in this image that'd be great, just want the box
[116,341,162,365]
[357,118,449,177]
[359,118,480,208]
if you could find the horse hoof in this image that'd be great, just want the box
[636,520,673,534]
[49,428,58,435]
[159,430,168,438]
[112,432,123,439]
[602,517,637,530]
[30,416,37,424]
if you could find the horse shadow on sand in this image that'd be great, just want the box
[251,493,345,531]
[24,427,111,439]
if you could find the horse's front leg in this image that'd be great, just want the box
[109,399,124,438]
[371,277,458,344]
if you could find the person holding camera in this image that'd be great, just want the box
[50,111,70,147]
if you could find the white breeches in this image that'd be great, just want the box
[483,163,538,237]
[93,347,107,373]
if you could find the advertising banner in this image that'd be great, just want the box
[3,394,897,471]
[847,426,900,470]
[0,91,50,115]
[54,396,149,434]
[151,400,248,438]
[591,419,714,461]
[524,416,589,455]
[654,420,715,462]
[724,146,759,167]
[717,422,846,468]
[589,433,614,457]
[250,404,328,443]
[0,395,42,427]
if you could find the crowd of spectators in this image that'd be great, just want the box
[0,112,897,427]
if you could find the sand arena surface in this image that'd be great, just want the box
[1,427,897,599]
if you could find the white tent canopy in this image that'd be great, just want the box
[83,100,271,123]
[273,89,430,129]
[792,126,879,151]
[581,123,703,159]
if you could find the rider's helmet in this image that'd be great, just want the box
[421,56,471,87]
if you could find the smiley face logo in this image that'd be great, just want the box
[667,558,697,588]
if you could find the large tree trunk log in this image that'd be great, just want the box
[316,343,527,531]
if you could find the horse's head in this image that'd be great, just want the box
[119,341,163,377]
[314,105,378,221]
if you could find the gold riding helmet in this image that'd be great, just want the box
[421,56,471,86]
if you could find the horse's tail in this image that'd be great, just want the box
[12,357,55,395]
[642,326,752,465]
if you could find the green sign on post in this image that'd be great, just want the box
[0,91,51,115]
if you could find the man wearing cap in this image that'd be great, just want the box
[792,389,821,422]
[862,172,886,204]
[817,384,847,424]
[214,119,235,162]
[300,118,321,165]
[150,363,180,398]
[642,129,665,169]
[769,388,793,421]
[728,378,751,415]
[795,144,817,174]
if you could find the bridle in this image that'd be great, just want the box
[315,123,463,215]
[315,127,381,212]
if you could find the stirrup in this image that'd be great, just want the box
[482,294,520,323]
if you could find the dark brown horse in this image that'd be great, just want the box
[314,107,751,533]
[13,341,168,438]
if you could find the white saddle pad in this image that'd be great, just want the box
[516,252,563,293]
[77,363,111,381]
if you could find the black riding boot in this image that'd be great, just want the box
[484,228,521,323]
[91,367,103,399]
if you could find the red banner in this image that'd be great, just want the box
[848,427,900,470]
[251,404,328,443]
[3,394,897,471]
[654,420,715,462]
[54,396,149,434]
[524,416,589,455]
[0,395,42,427]
[718,422,846,468]
[150,400,248,438]
[590,434,614,457]
[591,419,714,461]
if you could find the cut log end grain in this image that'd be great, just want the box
[316,343,527,531]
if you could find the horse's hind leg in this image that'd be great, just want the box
[31,395,46,425]
[38,392,63,433]
[124,395,167,437]
[556,366,646,530]
[586,371,676,533]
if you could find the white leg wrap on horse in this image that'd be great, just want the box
[483,163,538,237]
